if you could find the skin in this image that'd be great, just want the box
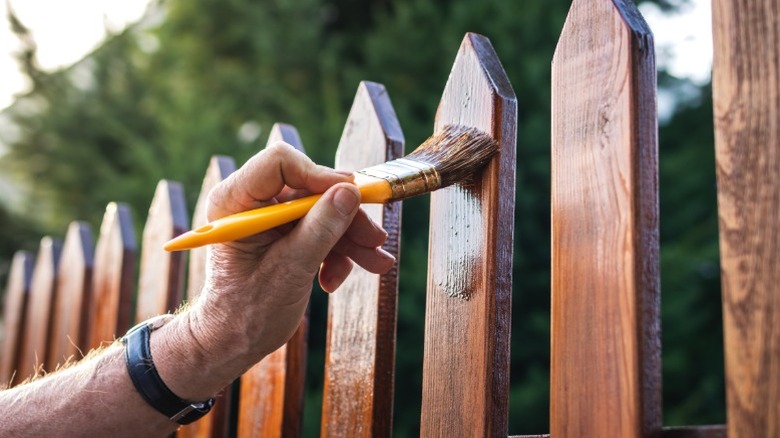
[0,142,395,436]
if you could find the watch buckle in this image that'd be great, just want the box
[169,402,209,423]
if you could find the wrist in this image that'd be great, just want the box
[148,310,253,403]
[122,317,215,424]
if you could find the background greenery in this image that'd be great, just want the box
[0,0,723,434]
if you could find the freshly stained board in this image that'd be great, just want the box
[320,81,403,438]
[421,33,517,437]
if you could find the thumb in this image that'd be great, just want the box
[272,183,361,275]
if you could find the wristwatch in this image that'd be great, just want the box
[121,314,216,425]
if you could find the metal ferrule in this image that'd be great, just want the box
[356,158,441,200]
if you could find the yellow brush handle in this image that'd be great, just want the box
[164,176,391,251]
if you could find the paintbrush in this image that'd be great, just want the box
[164,125,497,251]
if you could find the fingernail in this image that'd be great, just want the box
[335,170,354,177]
[376,247,396,262]
[333,187,359,216]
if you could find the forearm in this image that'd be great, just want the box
[0,306,254,437]
[0,344,175,437]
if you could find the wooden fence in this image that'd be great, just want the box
[1,0,779,437]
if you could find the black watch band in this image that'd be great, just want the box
[122,316,215,425]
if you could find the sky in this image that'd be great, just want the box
[0,0,151,110]
[0,0,713,112]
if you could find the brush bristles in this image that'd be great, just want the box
[406,125,498,188]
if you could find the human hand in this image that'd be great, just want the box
[191,141,395,362]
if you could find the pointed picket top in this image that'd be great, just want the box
[321,81,404,437]
[550,1,659,437]
[47,221,94,370]
[553,0,653,66]
[269,122,305,153]
[18,236,62,380]
[136,180,189,322]
[0,251,34,386]
[237,123,311,438]
[86,202,137,350]
[422,33,516,437]
[334,81,404,171]
[435,33,516,132]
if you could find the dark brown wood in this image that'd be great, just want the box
[47,221,94,370]
[320,82,404,438]
[0,251,34,387]
[135,180,189,322]
[237,123,311,438]
[17,237,62,380]
[178,156,236,438]
[86,202,137,350]
[550,1,660,437]
[421,33,516,437]
[712,1,780,436]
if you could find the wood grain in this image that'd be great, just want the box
[178,155,236,438]
[17,237,62,380]
[550,1,660,437]
[0,251,34,387]
[421,33,516,437]
[320,81,404,438]
[47,221,94,370]
[237,123,311,438]
[135,180,189,322]
[86,202,137,350]
[712,1,780,436]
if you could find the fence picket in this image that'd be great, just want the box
[0,251,34,386]
[320,81,404,437]
[237,123,310,438]
[712,1,780,436]
[550,1,660,437]
[86,202,137,349]
[135,180,189,322]
[421,33,517,437]
[46,222,94,370]
[17,237,62,380]
[179,156,236,438]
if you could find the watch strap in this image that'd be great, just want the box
[122,317,215,425]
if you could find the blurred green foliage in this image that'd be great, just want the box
[0,0,723,434]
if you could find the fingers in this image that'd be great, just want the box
[332,236,395,274]
[271,183,361,276]
[319,252,353,293]
[337,208,394,274]
[207,142,354,220]
[343,208,388,247]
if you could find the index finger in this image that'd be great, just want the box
[207,141,354,220]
